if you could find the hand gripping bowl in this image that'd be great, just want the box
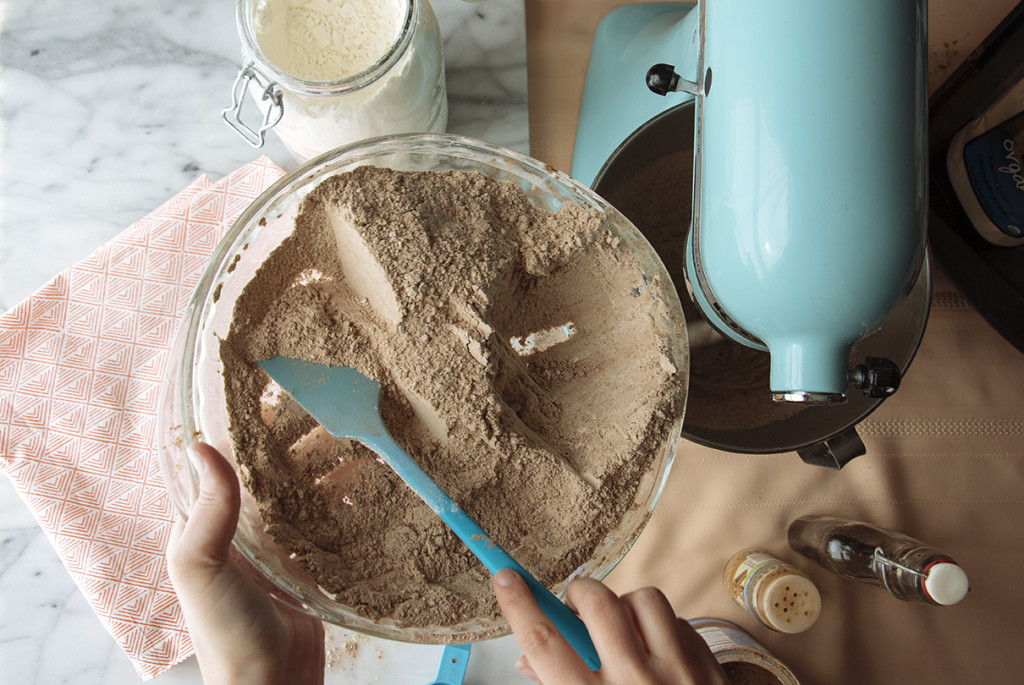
[157,134,690,644]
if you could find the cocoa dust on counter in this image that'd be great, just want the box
[219,166,686,629]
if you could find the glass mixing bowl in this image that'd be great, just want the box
[157,133,689,643]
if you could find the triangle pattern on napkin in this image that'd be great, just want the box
[0,157,285,679]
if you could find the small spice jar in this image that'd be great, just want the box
[723,549,821,634]
[223,0,448,163]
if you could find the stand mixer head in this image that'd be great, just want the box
[574,0,930,461]
[686,0,928,404]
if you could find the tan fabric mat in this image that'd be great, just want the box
[525,1,1024,682]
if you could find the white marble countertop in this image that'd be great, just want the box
[4,0,1021,683]
[0,0,529,682]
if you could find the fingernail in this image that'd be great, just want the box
[495,568,518,587]
[515,656,539,682]
[186,445,206,476]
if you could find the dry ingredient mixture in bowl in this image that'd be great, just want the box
[158,134,689,643]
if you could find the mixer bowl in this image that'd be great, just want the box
[157,133,689,643]
[593,103,930,455]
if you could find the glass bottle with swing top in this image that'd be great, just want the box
[787,514,970,606]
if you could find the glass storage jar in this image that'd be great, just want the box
[223,0,447,163]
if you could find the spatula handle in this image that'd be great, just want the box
[369,432,602,671]
[438,507,601,671]
[439,507,601,671]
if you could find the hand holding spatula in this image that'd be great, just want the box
[257,356,602,671]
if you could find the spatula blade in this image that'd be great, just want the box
[257,356,387,441]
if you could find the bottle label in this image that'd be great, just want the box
[695,626,736,652]
[727,553,777,611]
[964,110,1024,239]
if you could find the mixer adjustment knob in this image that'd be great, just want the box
[850,357,901,398]
[646,63,681,96]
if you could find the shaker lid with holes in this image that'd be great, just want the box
[760,573,822,634]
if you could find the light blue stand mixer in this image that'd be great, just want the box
[575,1,930,466]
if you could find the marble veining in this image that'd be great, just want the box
[0,0,528,313]
[0,0,528,682]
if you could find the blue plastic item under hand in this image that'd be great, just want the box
[256,356,601,672]
[428,644,472,685]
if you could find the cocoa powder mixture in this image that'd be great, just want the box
[219,166,685,629]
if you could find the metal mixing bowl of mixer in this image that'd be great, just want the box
[593,102,931,462]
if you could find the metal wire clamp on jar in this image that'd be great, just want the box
[223,0,448,163]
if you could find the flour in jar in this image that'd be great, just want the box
[246,0,448,162]
[254,0,405,81]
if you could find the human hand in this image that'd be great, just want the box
[494,569,728,684]
[166,443,326,685]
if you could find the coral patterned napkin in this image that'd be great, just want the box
[0,157,285,679]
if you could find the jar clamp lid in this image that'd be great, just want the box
[222,63,284,147]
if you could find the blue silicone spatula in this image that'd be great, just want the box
[428,644,471,685]
[257,356,601,671]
